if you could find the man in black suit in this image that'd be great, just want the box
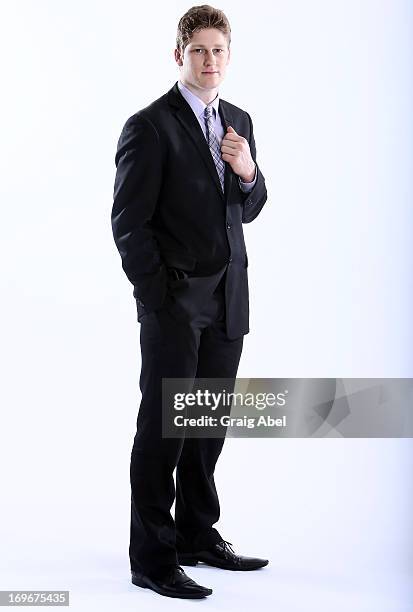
[112,5,268,599]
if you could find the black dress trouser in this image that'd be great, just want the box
[129,282,244,579]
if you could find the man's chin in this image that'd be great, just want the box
[201,73,220,81]
[197,76,223,89]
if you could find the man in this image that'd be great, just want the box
[112,5,268,599]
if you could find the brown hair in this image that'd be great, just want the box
[176,5,231,52]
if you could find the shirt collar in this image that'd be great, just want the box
[177,80,220,121]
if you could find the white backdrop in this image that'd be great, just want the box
[0,1,412,610]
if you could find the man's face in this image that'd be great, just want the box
[174,28,230,94]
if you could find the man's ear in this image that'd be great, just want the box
[174,47,183,67]
[227,47,231,65]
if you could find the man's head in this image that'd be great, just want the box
[174,5,231,97]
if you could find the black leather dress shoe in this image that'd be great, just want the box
[178,540,269,571]
[131,565,212,599]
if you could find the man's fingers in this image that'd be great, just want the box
[221,140,239,151]
[222,153,237,163]
[221,145,239,156]
[223,132,243,142]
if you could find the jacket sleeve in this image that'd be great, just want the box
[111,113,168,311]
[242,112,268,224]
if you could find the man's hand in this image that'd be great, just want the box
[221,126,256,182]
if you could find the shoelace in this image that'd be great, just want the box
[217,540,236,558]
[217,540,244,566]
[167,565,185,583]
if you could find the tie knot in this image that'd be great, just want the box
[204,105,213,119]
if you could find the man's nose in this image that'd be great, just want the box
[204,51,216,64]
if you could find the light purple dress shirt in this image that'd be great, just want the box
[177,80,257,192]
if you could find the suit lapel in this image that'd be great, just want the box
[168,83,232,203]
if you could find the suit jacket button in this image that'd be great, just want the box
[228,257,233,263]
[227,223,231,229]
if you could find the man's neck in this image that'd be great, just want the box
[179,79,218,105]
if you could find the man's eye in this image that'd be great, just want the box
[214,49,224,53]
[195,49,205,53]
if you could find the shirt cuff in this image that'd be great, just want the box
[238,166,257,193]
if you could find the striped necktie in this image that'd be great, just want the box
[204,105,225,192]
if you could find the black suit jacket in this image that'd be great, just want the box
[112,82,267,339]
